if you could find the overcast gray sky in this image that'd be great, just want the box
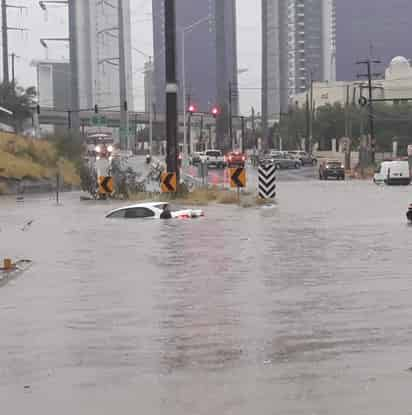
[10,0,261,114]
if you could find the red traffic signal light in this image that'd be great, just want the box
[188,104,196,114]
[211,106,219,118]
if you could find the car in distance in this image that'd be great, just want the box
[106,202,204,219]
[288,150,317,166]
[225,151,246,168]
[373,161,411,185]
[319,160,345,180]
[190,152,204,166]
[201,150,226,169]
[271,152,302,170]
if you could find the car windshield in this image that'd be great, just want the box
[207,151,221,157]
[327,162,342,167]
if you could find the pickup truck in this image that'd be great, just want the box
[201,150,226,169]
[226,151,246,168]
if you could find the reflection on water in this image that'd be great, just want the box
[1,181,412,414]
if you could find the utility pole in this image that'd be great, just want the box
[10,52,17,91]
[344,84,350,137]
[2,1,26,85]
[357,58,381,164]
[344,84,351,170]
[240,115,245,153]
[187,111,192,155]
[68,0,80,133]
[309,74,314,153]
[251,106,256,151]
[229,81,233,150]
[148,57,153,155]
[305,92,310,152]
[2,0,9,84]
[118,0,128,150]
[199,114,204,151]
[186,92,191,154]
[164,0,179,179]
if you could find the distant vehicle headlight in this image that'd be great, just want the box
[96,156,101,161]
[95,145,101,153]
[107,145,114,152]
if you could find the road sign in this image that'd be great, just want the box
[120,126,135,134]
[359,96,368,107]
[258,163,277,199]
[161,172,177,193]
[98,176,114,194]
[91,115,107,126]
[229,167,246,188]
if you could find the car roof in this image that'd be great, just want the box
[107,202,166,215]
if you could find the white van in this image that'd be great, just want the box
[373,161,411,185]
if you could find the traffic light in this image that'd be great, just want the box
[36,104,40,115]
[94,104,99,114]
[211,106,219,118]
[123,100,128,112]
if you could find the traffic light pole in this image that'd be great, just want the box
[165,0,179,180]
[188,111,192,155]
[229,81,233,150]
[68,0,80,133]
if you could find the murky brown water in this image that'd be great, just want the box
[1,179,412,414]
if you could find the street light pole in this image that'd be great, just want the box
[182,29,187,165]
[68,0,80,132]
[2,0,9,84]
[118,0,128,151]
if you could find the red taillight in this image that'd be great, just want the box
[178,214,190,219]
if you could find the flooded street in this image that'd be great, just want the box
[1,178,412,414]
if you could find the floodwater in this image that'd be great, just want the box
[1,178,412,414]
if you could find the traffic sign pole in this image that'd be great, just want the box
[165,0,179,182]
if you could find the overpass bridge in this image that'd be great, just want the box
[38,109,216,129]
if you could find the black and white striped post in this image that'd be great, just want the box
[258,163,277,199]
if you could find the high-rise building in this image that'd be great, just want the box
[261,0,288,127]
[152,0,238,132]
[74,0,134,110]
[262,0,336,130]
[336,0,412,80]
[144,58,155,114]
[34,60,71,111]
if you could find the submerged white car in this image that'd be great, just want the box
[106,202,204,219]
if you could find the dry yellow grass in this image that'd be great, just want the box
[0,150,49,179]
[0,132,80,185]
[0,182,7,194]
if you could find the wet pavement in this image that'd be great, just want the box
[1,177,412,414]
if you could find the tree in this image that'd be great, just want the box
[0,82,36,133]
[276,101,412,153]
